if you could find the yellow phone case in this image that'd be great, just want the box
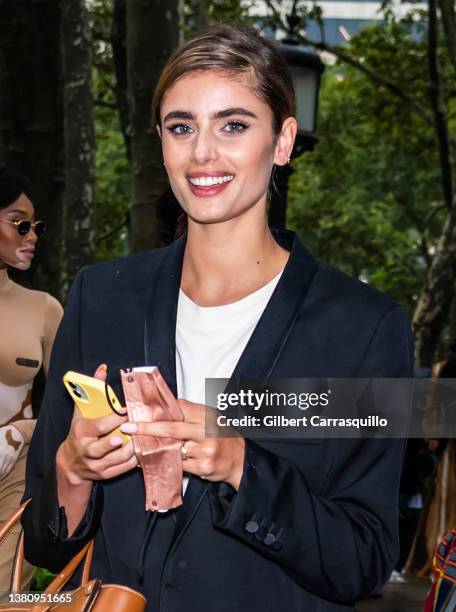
[63,371,130,443]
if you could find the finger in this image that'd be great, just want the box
[99,453,139,480]
[177,399,206,423]
[86,432,132,460]
[121,420,203,440]
[180,439,198,459]
[180,457,213,480]
[88,439,135,467]
[79,412,128,438]
[93,363,107,381]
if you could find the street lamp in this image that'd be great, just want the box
[268,6,325,227]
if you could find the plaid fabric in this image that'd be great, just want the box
[425,530,456,611]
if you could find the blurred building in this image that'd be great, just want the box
[252,0,426,46]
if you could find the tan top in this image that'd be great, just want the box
[0,267,63,444]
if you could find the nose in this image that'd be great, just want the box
[25,228,38,244]
[191,129,219,165]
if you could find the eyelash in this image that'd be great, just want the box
[166,120,249,136]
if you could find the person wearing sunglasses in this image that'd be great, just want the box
[0,168,62,591]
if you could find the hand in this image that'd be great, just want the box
[0,425,24,480]
[57,364,138,487]
[121,399,245,489]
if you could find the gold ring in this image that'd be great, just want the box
[181,440,188,461]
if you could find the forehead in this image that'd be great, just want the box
[0,193,34,216]
[160,70,271,118]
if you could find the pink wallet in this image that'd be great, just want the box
[121,367,184,511]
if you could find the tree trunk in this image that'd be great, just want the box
[412,0,456,367]
[0,0,64,299]
[413,208,456,366]
[61,0,96,286]
[111,0,131,161]
[126,0,181,252]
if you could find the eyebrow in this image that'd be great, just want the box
[162,107,258,123]
[5,209,29,216]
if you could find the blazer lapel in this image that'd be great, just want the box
[143,234,186,396]
[230,229,318,381]
[168,229,319,551]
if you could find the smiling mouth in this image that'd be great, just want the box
[188,175,234,187]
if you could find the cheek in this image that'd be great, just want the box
[162,138,186,171]
[229,139,275,186]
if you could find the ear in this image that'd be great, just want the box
[156,124,162,139]
[273,117,298,166]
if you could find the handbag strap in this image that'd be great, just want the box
[0,499,94,592]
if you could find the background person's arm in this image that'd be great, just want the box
[21,269,100,571]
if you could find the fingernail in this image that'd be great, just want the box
[110,436,122,446]
[95,363,108,375]
[121,422,137,433]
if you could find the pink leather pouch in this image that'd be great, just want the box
[120,367,184,511]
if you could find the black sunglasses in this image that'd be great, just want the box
[0,219,46,236]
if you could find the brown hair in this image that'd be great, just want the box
[152,24,296,136]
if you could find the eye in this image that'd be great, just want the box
[166,123,194,136]
[223,121,249,134]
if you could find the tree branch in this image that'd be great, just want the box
[265,0,435,126]
[423,203,447,230]
[428,0,454,210]
[96,215,128,244]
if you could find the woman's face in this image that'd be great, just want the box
[0,194,38,271]
[159,70,295,225]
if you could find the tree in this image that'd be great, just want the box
[61,0,96,285]
[267,0,456,366]
[0,0,64,299]
[126,0,182,252]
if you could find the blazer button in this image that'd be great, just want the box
[270,539,283,551]
[245,520,259,534]
[263,533,276,546]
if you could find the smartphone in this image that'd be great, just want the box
[63,371,130,443]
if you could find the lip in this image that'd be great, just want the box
[20,248,35,259]
[187,179,232,198]
[186,171,234,198]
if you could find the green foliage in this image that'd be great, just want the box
[94,103,130,262]
[288,19,447,312]
[88,0,130,262]
[30,568,55,591]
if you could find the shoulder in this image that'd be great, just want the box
[11,282,63,315]
[76,243,175,290]
[43,293,64,324]
[312,262,399,318]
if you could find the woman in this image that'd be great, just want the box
[406,350,456,578]
[22,26,413,611]
[0,169,63,589]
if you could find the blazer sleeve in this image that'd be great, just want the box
[209,305,414,604]
[21,269,103,572]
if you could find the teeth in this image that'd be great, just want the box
[189,175,234,187]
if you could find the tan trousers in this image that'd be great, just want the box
[0,446,35,592]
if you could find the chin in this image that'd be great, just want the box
[11,260,32,271]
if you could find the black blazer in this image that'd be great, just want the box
[22,230,414,612]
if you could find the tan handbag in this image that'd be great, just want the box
[0,501,147,612]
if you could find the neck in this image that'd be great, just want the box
[0,266,10,292]
[181,212,289,305]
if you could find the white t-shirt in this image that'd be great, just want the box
[176,270,283,494]
[176,270,283,404]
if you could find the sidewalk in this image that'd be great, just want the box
[356,577,430,612]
